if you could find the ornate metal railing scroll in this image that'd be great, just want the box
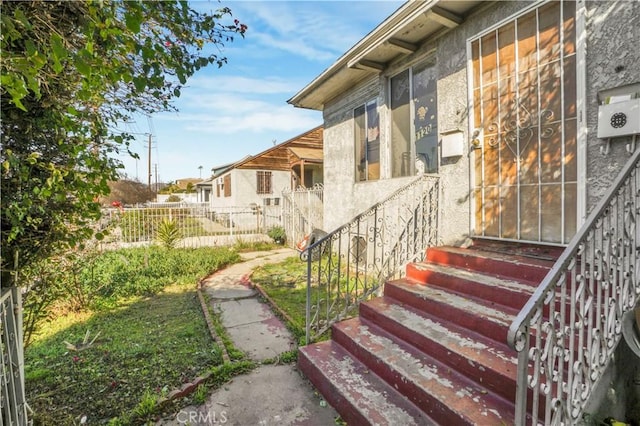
[304,175,439,344]
[508,148,640,425]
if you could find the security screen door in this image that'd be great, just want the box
[471,0,577,244]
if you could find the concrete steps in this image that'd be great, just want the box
[298,241,560,425]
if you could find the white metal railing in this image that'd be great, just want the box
[1,287,30,425]
[303,176,439,343]
[100,203,278,248]
[282,184,324,247]
[508,148,640,424]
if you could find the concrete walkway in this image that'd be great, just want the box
[158,248,338,426]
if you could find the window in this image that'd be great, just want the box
[390,62,438,177]
[256,171,272,194]
[273,197,280,206]
[223,174,231,197]
[354,100,380,182]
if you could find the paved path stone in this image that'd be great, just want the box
[160,365,337,426]
[158,249,337,425]
[215,298,295,360]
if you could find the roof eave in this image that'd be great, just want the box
[288,0,485,111]
[287,1,440,110]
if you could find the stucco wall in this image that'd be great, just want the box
[584,339,640,422]
[321,0,640,244]
[584,1,640,213]
[323,75,418,230]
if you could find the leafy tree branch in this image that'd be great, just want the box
[1,1,246,286]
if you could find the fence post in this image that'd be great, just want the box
[257,206,261,234]
[307,189,311,235]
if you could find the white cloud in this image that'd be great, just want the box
[162,72,320,132]
[228,1,400,61]
[250,31,336,61]
[160,103,319,134]
[185,74,301,94]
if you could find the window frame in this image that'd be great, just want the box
[256,170,272,195]
[389,60,439,178]
[354,99,380,182]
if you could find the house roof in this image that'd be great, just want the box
[288,0,486,111]
[195,177,214,186]
[174,178,201,189]
[288,147,323,162]
[232,125,323,171]
[210,156,251,177]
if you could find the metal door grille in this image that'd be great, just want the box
[470,0,577,244]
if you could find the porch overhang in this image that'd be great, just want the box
[288,147,323,164]
[288,0,487,111]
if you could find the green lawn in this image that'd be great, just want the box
[23,244,270,425]
[251,254,377,343]
[251,256,309,338]
[26,285,228,425]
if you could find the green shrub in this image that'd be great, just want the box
[68,246,240,309]
[267,226,286,245]
[30,244,238,308]
[155,218,182,248]
[165,194,182,202]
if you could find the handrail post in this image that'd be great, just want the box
[514,326,530,426]
[305,247,312,345]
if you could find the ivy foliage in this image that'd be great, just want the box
[0,1,246,284]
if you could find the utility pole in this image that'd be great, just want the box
[154,163,158,194]
[147,133,152,190]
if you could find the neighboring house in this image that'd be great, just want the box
[195,160,242,203]
[207,126,323,209]
[289,1,639,424]
[195,177,213,203]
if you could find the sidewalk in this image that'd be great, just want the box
[158,248,338,426]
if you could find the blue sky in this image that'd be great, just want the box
[117,1,403,183]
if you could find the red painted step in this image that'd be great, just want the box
[298,341,435,425]
[426,246,555,284]
[405,261,536,310]
[298,243,562,425]
[359,296,519,402]
[332,317,516,425]
[384,278,518,343]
